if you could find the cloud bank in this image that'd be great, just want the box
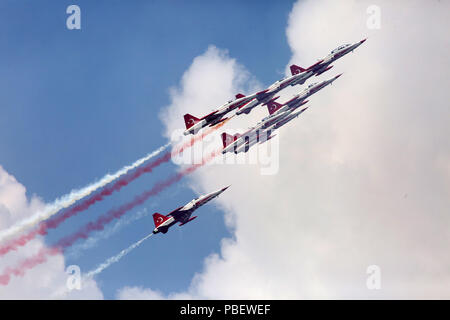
[0,165,103,299]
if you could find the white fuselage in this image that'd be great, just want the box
[319,40,365,70]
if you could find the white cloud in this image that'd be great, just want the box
[160,45,262,138]
[116,286,165,300]
[119,0,450,299]
[0,165,103,299]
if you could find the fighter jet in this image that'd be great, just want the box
[236,39,365,116]
[221,126,271,155]
[235,64,317,116]
[183,90,269,135]
[265,74,342,117]
[262,106,309,132]
[290,38,366,77]
[152,186,230,234]
[222,104,308,154]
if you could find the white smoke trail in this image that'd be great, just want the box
[51,230,155,299]
[66,208,151,260]
[84,233,153,279]
[0,142,170,243]
[51,232,154,299]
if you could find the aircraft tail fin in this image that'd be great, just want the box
[266,99,284,115]
[183,113,201,130]
[153,213,170,228]
[221,132,235,148]
[235,93,245,99]
[290,64,306,75]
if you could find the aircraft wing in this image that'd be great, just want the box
[254,89,271,101]
[201,110,221,122]
[167,206,188,221]
[231,95,260,109]
[305,59,325,72]
[284,96,303,108]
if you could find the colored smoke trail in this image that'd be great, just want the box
[0,247,61,286]
[84,233,153,279]
[0,143,170,244]
[0,119,229,257]
[66,208,150,259]
[0,150,172,256]
[0,149,220,286]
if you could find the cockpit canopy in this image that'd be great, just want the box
[331,43,351,54]
[307,82,317,89]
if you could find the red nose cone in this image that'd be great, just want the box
[360,38,367,43]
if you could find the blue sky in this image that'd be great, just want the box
[0,0,294,298]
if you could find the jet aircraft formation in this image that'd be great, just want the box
[0,39,367,287]
[152,38,367,234]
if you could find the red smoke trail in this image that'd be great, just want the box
[0,120,228,257]
[0,149,220,286]
[0,247,61,285]
[0,152,170,256]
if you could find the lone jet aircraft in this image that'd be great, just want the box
[289,38,366,77]
[183,90,269,135]
[152,186,230,234]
